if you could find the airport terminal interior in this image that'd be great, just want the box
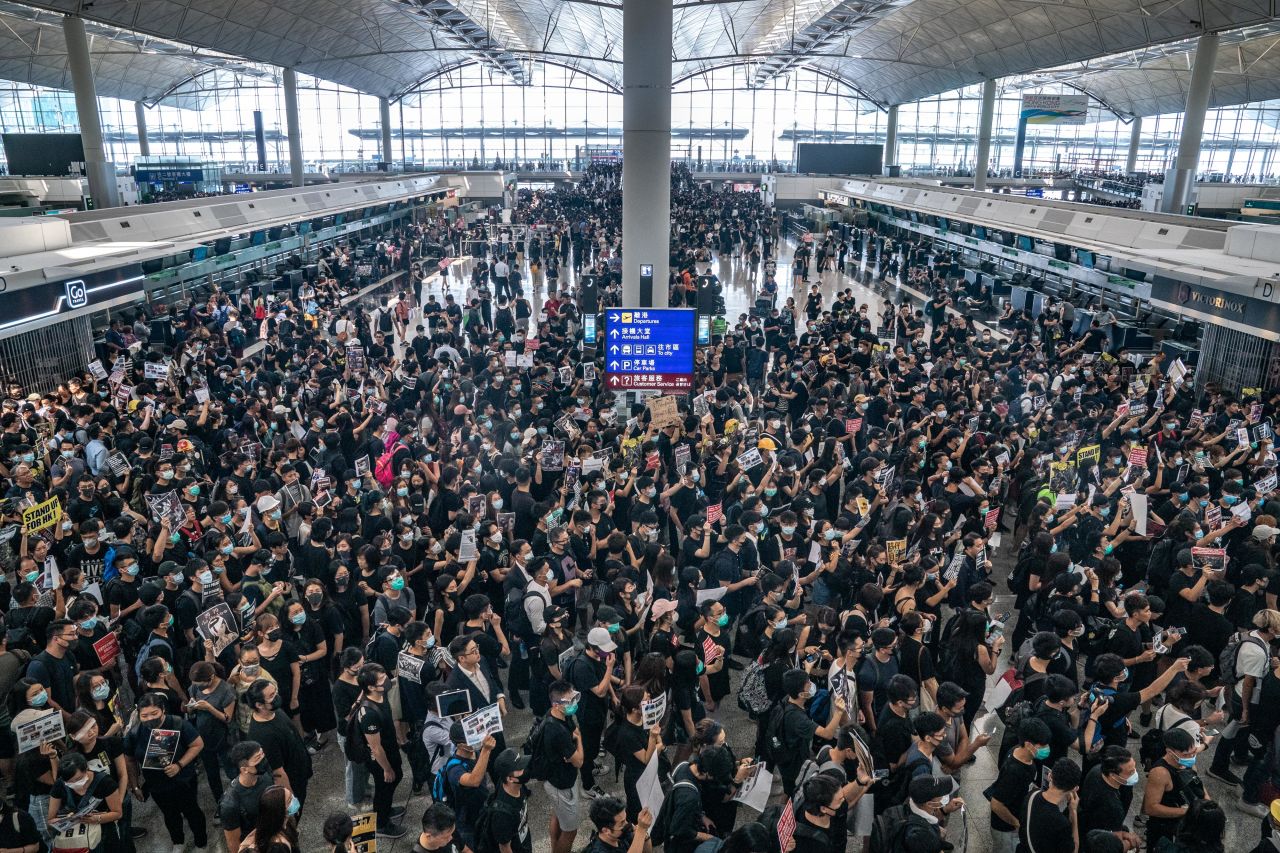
[2,1,1280,852]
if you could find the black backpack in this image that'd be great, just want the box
[522,717,552,782]
[649,771,699,848]
[343,700,372,764]
[504,587,540,642]
[868,803,916,853]
[472,791,521,853]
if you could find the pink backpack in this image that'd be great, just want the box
[373,431,402,489]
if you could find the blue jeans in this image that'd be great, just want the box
[337,733,371,804]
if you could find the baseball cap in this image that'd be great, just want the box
[544,605,568,624]
[908,775,953,806]
[651,598,678,619]
[493,748,531,779]
[587,626,617,653]
[1254,524,1280,540]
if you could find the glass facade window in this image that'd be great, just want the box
[0,60,1278,181]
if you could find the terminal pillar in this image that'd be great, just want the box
[1125,116,1142,175]
[379,96,394,172]
[883,105,898,176]
[621,0,672,308]
[973,79,996,192]
[134,102,151,158]
[1163,32,1218,214]
[62,15,118,208]
[282,67,305,187]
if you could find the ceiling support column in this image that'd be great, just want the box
[63,15,118,208]
[973,79,996,192]
[379,96,394,172]
[1125,116,1142,175]
[282,67,305,188]
[1162,32,1218,214]
[883,104,898,176]
[134,101,150,158]
[621,0,672,308]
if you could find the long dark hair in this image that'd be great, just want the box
[942,609,987,679]
[252,786,299,853]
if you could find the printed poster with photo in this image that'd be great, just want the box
[142,727,181,770]
[196,602,239,657]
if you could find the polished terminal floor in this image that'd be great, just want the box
[128,238,1261,851]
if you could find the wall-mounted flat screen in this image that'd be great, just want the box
[1,133,84,177]
[795,143,883,176]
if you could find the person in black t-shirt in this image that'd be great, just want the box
[1018,758,1081,853]
[988,718,1051,853]
[355,663,406,838]
[539,680,585,853]
[413,803,468,853]
[1077,746,1141,849]
[486,748,534,853]
[871,674,919,770]
[220,739,275,853]
[583,794,653,853]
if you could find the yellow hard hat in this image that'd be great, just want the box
[757,436,778,452]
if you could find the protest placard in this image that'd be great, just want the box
[397,652,426,684]
[93,633,120,669]
[142,727,181,770]
[354,455,371,477]
[695,587,728,605]
[86,359,108,381]
[733,763,773,812]
[736,448,763,470]
[642,694,667,729]
[22,496,60,532]
[540,440,565,471]
[647,396,680,430]
[458,530,478,562]
[16,709,64,753]
[351,812,377,853]
[1191,547,1228,574]
[777,800,796,853]
[144,491,185,528]
[706,503,723,524]
[638,752,665,819]
[196,602,239,657]
[461,703,503,748]
[143,361,169,382]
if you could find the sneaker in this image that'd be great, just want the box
[377,823,408,839]
[585,785,608,800]
[1207,768,1242,786]
[1239,800,1269,818]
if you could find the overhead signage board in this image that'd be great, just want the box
[605,308,695,392]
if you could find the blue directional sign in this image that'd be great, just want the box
[604,308,695,392]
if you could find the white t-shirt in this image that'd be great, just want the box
[1235,631,1270,701]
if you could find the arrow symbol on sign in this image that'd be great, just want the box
[609,361,620,370]
[609,328,619,338]
[610,345,619,354]
[608,313,620,322]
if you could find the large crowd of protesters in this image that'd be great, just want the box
[0,161,1274,853]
